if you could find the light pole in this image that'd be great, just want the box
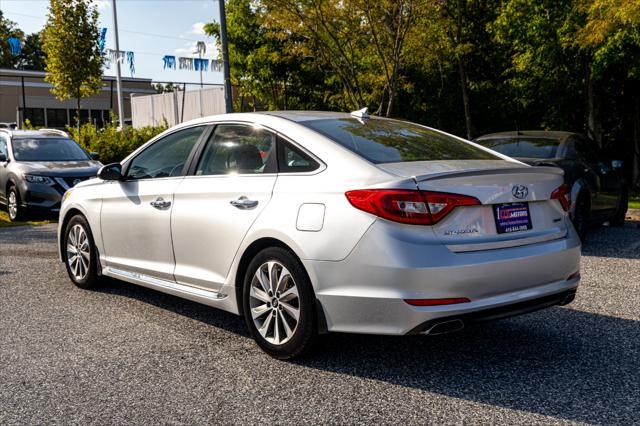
[110,0,125,128]
[217,0,232,113]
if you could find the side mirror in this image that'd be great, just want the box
[0,152,7,162]
[611,160,623,170]
[97,163,123,181]
[90,151,100,161]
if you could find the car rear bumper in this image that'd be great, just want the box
[307,219,581,335]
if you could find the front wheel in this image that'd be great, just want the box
[242,247,317,359]
[7,186,26,222]
[63,215,101,289]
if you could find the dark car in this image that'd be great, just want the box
[474,131,627,240]
[0,129,101,221]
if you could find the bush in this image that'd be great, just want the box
[67,119,168,164]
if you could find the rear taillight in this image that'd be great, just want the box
[551,184,571,212]
[345,189,481,225]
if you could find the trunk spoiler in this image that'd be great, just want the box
[412,166,563,183]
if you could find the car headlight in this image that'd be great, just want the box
[23,174,55,185]
[62,188,74,203]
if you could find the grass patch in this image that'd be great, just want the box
[630,193,640,210]
[0,210,53,228]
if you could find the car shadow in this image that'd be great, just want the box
[95,278,638,424]
[582,219,640,259]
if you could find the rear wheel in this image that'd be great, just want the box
[7,186,26,222]
[610,188,628,227]
[242,247,317,359]
[572,193,590,242]
[63,215,101,289]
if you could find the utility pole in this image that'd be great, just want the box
[111,0,125,128]
[217,0,233,113]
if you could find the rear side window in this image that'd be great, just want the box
[478,137,560,159]
[277,137,319,173]
[195,124,275,175]
[300,118,498,164]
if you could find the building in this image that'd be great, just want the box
[0,68,155,128]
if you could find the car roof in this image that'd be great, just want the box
[259,110,357,122]
[474,130,581,143]
[0,128,70,139]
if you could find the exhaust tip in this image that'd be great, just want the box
[424,319,465,335]
[559,292,576,306]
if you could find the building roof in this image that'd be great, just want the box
[0,68,152,83]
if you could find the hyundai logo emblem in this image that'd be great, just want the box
[512,185,528,199]
[72,179,82,186]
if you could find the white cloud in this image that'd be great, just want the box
[191,22,206,35]
[174,41,219,59]
[94,0,111,10]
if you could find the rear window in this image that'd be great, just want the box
[478,137,559,159]
[12,137,90,161]
[300,118,499,164]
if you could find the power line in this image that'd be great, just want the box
[3,10,209,43]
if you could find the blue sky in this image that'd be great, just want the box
[1,0,223,85]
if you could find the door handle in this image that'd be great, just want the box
[230,196,258,210]
[150,197,172,210]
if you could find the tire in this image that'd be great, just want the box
[610,188,628,227]
[242,247,317,359]
[63,215,101,289]
[572,193,590,242]
[6,185,26,222]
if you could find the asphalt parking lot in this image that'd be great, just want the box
[1,222,639,425]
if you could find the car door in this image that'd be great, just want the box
[100,125,206,281]
[574,136,618,213]
[0,136,8,204]
[171,123,277,291]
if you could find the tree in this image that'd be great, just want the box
[17,33,46,71]
[0,11,24,69]
[42,0,103,129]
[575,0,640,184]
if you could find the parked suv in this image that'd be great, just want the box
[474,131,627,240]
[0,129,101,221]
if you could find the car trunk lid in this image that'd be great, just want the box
[378,160,568,251]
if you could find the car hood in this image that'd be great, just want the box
[19,160,102,177]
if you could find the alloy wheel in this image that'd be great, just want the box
[8,191,17,220]
[66,224,90,281]
[249,261,300,345]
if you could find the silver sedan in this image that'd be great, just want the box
[57,110,581,359]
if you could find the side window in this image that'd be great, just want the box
[195,124,275,175]
[127,126,204,180]
[0,137,7,159]
[277,137,320,173]
[574,136,600,164]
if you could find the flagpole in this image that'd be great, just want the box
[111,0,125,128]
[217,0,232,113]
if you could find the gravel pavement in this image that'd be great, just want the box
[0,221,639,425]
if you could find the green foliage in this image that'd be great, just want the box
[42,0,103,125]
[0,12,47,71]
[67,119,168,164]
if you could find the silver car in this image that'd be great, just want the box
[57,110,581,359]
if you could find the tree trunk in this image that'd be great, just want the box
[633,93,640,188]
[76,97,81,132]
[586,66,602,147]
[386,85,396,118]
[458,58,473,140]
